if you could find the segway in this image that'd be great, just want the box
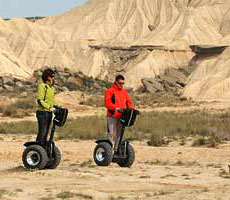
[22,108,68,170]
[93,109,139,167]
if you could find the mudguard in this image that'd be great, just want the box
[95,139,113,147]
[23,141,42,147]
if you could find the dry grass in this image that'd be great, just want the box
[130,93,191,108]
[139,111,230,146]
[0,189,18,198]
[56,191,93,199]
[0,95,36,118]
[57,116,107,140]
[1,110,230,149]
[0,121,37,134]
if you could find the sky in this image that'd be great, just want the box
[0,0,88,19]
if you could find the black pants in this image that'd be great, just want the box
[36,111,53,145]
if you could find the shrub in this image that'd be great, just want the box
[147,132,166,147]
[192,136,207,146]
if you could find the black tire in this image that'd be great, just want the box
[117,144,135,167]
[22,145,48,170]
[93,142,113,166]
[45,146,61,169]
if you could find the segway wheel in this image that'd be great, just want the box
[46,146,61,169]
[22,145,48,170]
[117,144,135,167]
[93,142,113,166]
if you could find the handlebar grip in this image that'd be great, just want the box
[136,110,140,115]
[117,109,124,113]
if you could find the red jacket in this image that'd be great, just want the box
[104,83,134,118]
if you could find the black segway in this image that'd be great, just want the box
[22,108,68,170]
[93,109,140,167]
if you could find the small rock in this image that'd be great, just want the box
[59,72,71,78]
[4,85,13,92]
[67,77,83,87]
[20,92,28,97]
[15,81,24,88]
[62,86,69,92]
[3,77,14,86]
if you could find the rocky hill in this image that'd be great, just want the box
[1,0,230,101]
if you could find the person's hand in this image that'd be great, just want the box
[116,108,124,113]
[50,107,56,112]
[136,110,140,115]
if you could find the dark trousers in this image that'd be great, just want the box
[36,111,53,145]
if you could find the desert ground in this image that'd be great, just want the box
[2,0,230,199]
[1,105,230,200]
[1,93,230,200]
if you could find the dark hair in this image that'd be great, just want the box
[115,75,125,81]
[42,68,55,82]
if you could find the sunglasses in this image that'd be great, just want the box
[117,81,124,85]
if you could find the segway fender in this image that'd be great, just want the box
[24,141,41,147]
[95,139,113,147]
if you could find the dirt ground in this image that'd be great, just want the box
[1,134,230,200]
[1,95,230,200]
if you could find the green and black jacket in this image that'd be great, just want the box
[36,81,59,112]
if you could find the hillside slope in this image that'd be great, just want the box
[1,0,230,101]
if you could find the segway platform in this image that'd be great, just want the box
[93,109,139,167]
[22,108,68,170]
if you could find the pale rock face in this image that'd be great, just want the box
[125,50,195,90]
[184,47,230,101]
[1,0,230,101]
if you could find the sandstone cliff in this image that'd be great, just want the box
[1,0,230,101]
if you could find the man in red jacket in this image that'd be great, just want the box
[104,75,134,154]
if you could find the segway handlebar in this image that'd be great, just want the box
[117,108,140,115]
[118,109,140,127]
[53,107,68,127]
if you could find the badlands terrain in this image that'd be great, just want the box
[1,0,230,199]
[1,0,230,101]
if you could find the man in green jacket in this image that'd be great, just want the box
[36,68,60,145]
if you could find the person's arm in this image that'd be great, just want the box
[37,84,52,110]
[125,91,134,109]
[104,89,117,110]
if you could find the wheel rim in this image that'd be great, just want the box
[26,151,41,166]
[96,147,106,162]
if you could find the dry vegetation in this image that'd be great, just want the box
[0,92,36,118]
[1,108,230,148]
[1,90,230,199]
